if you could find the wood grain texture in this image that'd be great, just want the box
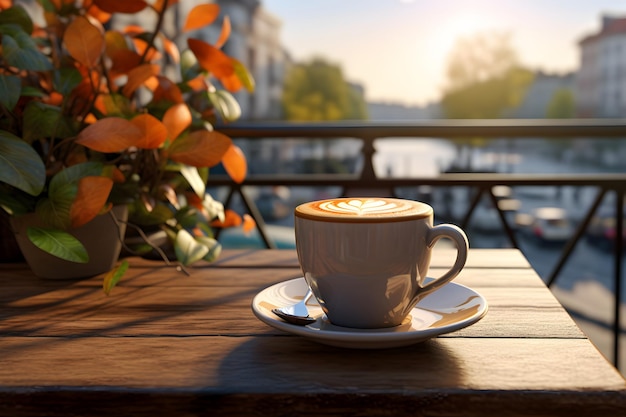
[0,249,624,417]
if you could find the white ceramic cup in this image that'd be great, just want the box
[294,197,469,329]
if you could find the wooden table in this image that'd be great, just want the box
[0,249,625,416]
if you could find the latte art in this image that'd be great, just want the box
[295,197,431,222]
[319,199,402,215]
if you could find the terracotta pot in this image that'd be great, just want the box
[10,206,128,279]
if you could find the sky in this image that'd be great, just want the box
[263,0,626,106]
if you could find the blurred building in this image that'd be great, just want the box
[114,0,290,121]
[576,15,626,117]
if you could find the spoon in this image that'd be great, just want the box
[272,289,316,325]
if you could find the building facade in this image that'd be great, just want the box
[576,15,626,117]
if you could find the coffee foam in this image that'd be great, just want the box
[295,197,431,222]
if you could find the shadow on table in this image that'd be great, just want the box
[217,336,466,392]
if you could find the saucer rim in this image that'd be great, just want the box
[251,277,488,348]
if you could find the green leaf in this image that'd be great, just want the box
[0,74,21,111]
[208,90,241,122]
[0,6,34,35]
[232,58,255,93]
[23,101,73,143]
[53,67,82,97]
[174,229,208,266]
[180,165,206,198]
[49,161,103,194]
[35,184,75,229]
[0,24,52,71]
[0,130,45,196]
[26,226,89,263]
[102,259,129,295]
[197,236,221,262]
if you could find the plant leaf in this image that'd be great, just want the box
[37,183,76,229]
[70,176,113,228]
[242,213,256,234]
[23,101,73,143]
[184,4,219,32]
[122,63,159,97]
[130,113,168,149]
[215,15,230,49]
[162,103,191,140]
[167,129,231,167]
[27,227,89,263]
[76,117,144,152]
[0,74,19,111]
[64,15,104,68]
[174,229,209,266]
[0,25,52,71]
[187,38,234,78]
[0,130,45,196]
[208,89,241,122]
[102,259,129,295]
[196,236,221,262]
[221,144,246,184]
[93,0,147,14]
[211,209,242,228]
[180,165,206,198]
[232,58,255,92]
[0,6,34,34]
[52,67,82,97]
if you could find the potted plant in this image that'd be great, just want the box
[0,0,254,290]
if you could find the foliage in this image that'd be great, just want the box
[440,31,534,171]
[0,0,255,290]
[441,31,534,119]
[546,88,574,118]
[282,57,367,121]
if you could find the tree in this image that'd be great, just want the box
[546,89,574,118]
[281,57,367,121]
[440,32,534,171]
[442,31,534,118]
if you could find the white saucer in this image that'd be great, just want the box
[252,277,488,349]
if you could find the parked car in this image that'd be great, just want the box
[517,207,574,244]
[585,208,626,252]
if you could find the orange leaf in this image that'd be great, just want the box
[70,176,114,228]
[93,0,147,13]
[219,69,243,92]
[211,209,242,228]
[186,75,207,92]
[222,144,246,184]
[130,114,168,149]
[64,16,104,68]
[76,117,144,152]
[160,34,180,63]
[167,130,231,167]
[242,214,256,234]
[215,16,231,49]
[162,103,191,140]
[187,38,234,78]
[109,49,142,76]
[122,64,159,97]
[184,4,220,32]
[151,76,184,103]
[84,0,111,23]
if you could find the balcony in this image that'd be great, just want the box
[211,118,626,374]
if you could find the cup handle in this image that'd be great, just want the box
[420,223,469,295]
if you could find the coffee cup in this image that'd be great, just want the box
[294,197,469,329]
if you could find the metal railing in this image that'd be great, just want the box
[213,119,626,370]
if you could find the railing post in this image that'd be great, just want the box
[614,188,624,370]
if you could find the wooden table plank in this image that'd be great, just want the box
[0,249,624,417]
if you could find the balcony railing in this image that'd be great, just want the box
[212,119,626,371]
